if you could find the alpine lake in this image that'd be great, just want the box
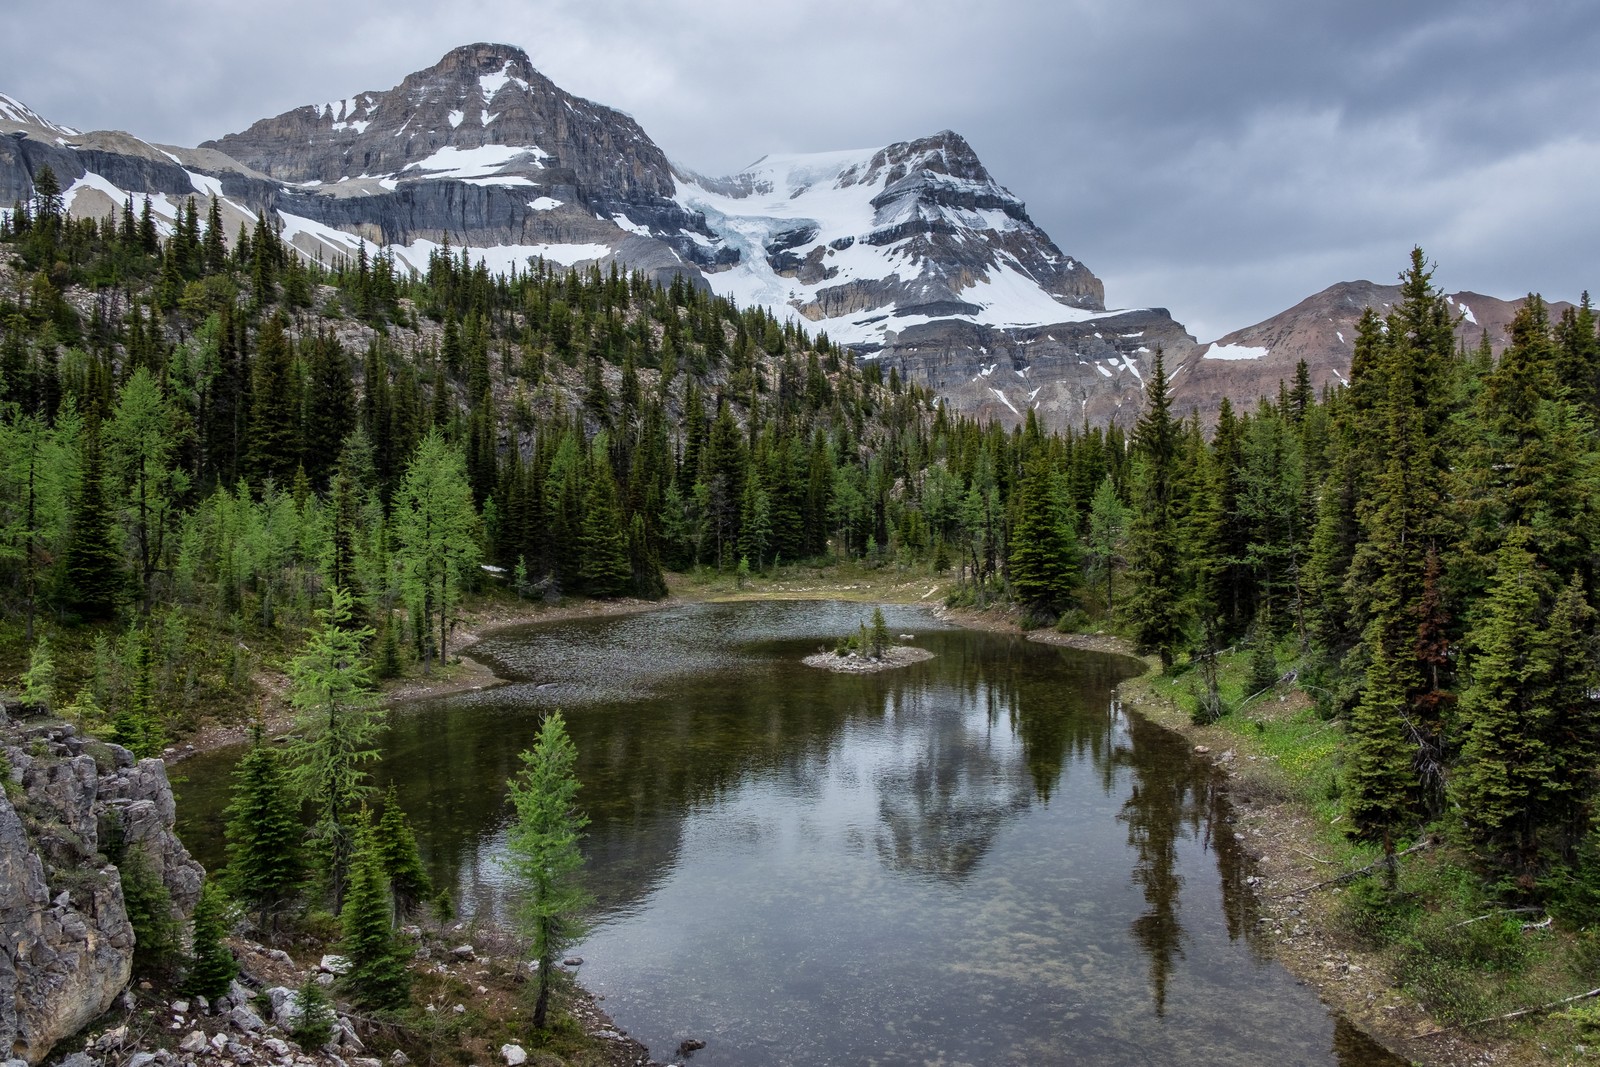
[175,600,1405,1066]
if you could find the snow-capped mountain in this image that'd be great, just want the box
[30,42,1547,429]
[673,132,1105,347]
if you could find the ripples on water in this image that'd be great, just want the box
[176,601,1403,1067]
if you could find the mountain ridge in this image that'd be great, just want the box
[0,43,1570,428]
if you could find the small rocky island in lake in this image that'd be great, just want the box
[805,608,935,672]
[804,645,935,673]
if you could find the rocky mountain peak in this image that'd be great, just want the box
[0,93,78,139]
[202,43,677,207]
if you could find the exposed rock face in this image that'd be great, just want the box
[0,713,204,1064]
[1168,281,1569,424]
[0,53,1575,431]
[202,42,718,273]
[871,309,1202,430]
[675,130,1105,350]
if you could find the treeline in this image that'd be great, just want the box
[0,170,1122,748]
[1117,249,1600,908]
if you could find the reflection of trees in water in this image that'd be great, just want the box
[1115,708,1263,1016]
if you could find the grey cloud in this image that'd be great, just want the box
[3,0,1595,340]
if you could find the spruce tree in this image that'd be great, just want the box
[575,457,632,597]
[223,724,305,928]
[62,425,124,620]
[1124,351,1184,668]
[182,879,239,999]
[338,815,410,1011]
[1453,534,1599,882]
[1007,458,1079,618]
[246,314,303,487]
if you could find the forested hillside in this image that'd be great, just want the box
[8,169,1600,920]
[0,171,1121,745]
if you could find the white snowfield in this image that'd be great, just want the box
[673,146,1119,346]
[10,66,1131,347]
[402,144,549,181]
[1202,342,1269,361]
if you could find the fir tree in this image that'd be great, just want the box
[223,723,305,928]
[338,814,410,1011]
[374,785,432,921]
[182,880,239,999]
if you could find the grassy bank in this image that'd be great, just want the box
[1117,638,1600,1066]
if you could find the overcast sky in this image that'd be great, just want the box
[6,0,1597,340]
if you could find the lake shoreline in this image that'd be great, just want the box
[172,588,1500,1065]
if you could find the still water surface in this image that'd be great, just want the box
[177,601,1402,1066]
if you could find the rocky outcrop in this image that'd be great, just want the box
[870,308,1203,430]
[0,708,204,1064]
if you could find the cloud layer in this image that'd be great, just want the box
[7,0,1596,339]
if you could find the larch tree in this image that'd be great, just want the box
[506,711,591,1030]
[393,429,480,673]
[284,587,382,911]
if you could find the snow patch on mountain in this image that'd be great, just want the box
[0,93,79,136]
[674,146,1114,345]
[1203,343,1270,361]
[403,144,547,180]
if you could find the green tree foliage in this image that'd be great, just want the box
[284,587,381,910]
[290,977,336,1048]
[1452,534,1598,884]
[182,879,239,999]
[1086,475,1128,615]
[506,711,591,1029]
[120,845,181,979]
[1007,458,1079,618]
[374,784,432,921]
[393,430,480,673]
[338,814,411,1011]
[1125,351,1184,668]
[223,724,305,928]
[62,425,124,620]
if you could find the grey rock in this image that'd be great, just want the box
[261,1039,291,1058]
[124,1052,159,1067]
[265,987,301,1030]
[330,1018,363,1053]
[318,954,350,974]
[230,1004,266,1033]
[95,1027,129,1052]
[179,1031,209,1054]
[499,1044,526,1066]
[56,1055,96,1067]
[448,944,474,961]
[169,1000,189,1016]
[387,1052,408,1066]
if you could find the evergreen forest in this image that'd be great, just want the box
[7,172,1600,1044]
